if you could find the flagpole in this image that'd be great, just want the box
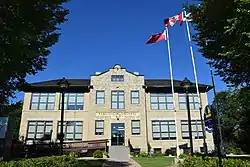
[165,27,180,157]
[184,10,208,154]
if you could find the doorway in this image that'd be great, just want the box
[111,123,125,146]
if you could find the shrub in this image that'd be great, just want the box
[103,151,109,158]
[154,151,164,157]
[139,151,148,157]
[0,155,78,167]
[179,153,188,159]
[93,150,103,158]
[179,156,250,167]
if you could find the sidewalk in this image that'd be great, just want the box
[102,158,141,167]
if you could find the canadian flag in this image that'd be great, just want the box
[164,13,184,27]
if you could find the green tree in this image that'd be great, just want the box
[1,102,22,139]
[0,0,69,99]
[186,0,250,87]
[214,88,250,153]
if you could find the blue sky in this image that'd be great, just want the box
[15,0,227,102]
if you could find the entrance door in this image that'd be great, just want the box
[111,123,125,146]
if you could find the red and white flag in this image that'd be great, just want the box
[164,13,184,27]
[146,31,166,44]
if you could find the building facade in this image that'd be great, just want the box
[19,64,214,154]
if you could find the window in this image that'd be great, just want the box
[131,120,140,135]
[179,94,200,110]
[152,120,176,140]
[95,120,104,135]
[181,120,203,139]
[27,121,53,139]
[131,91,139,104]
[60,93,84,110]
[111,75,124,82]
[96,91,105,104]
[150,94,174,110]
[57,121,83,140]
[30,93,55,110]
[111,91,124,109]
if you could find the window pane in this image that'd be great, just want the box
[152,125,160,132]
[40,96,47,102]
[195,103,200,109]
[112,95,117,101]
[190,103,195,110]
[182,132,189,137]
[39,103,46,110]
[179,103,186,110]
[28,126,36,132]
[27,133,35,139]
[151,103,158,110]
[182,124,188,131]
[167,104,174,110]
[36,133,43,139]
[169,125,176,132]
[48,95,55,102]
[150,96,158,103]
[132,91,139,97]
[153,133,160,138]
[31,103,38,110]
[161,125,168,132]
[97,99,104,104]
[96,121,104,128]
[45,126,52,133]
[97,91,104,97]
[197,124,202,131]
[32,96,39,102]
[66,133,74,139]
[96,129,104,132]
[159,96,166,102]
[119,102,124,109]
[132,129,140,134]
[159,103,166,110]
[132,121,140,127]
[67,125,74,133]
[112,102,117,109]
[179,96,186,102]
[77,96,84,103]
[37,125,44,132]
[47,103,54,110]
[189,96,194,102]
[75,134,82,140]
[68,96,75,102]
[167,96,173,102]
[118,95,124,102]
[161,132,168,137]
[170,132,176,137]
[132,98,139,104]
[194,96,199,102]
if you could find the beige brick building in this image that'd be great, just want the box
[19,64,214,155]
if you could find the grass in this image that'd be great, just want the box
[133,156,174,167]
[78,159,105,167]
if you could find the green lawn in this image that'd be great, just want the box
[133,157,174,167]
[78,159,104,167]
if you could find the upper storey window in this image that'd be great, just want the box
[111,75,124,82]
[30,93,55,110]
[179,93,200,110]
[150,93,174,110]
[60,93,84,110]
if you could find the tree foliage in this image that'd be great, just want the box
[186,0,250,87]
[214,88,250,153]
[1,102,22,139]
[0,0,69,99]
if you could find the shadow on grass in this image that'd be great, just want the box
[102,160,131,167]
[78,159,105,167]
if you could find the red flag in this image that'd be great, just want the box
[164,13,184,27]
[146,31,166,44]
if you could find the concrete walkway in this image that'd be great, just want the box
[102,158,141,167]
